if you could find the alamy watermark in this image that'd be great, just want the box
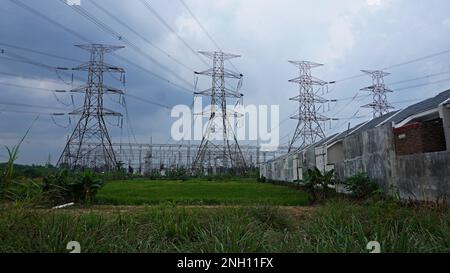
[171,98,280,150]
[66,0,81,6]
[66,241,81,253]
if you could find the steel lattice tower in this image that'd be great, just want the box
[288,61,329,152]
[58,44,125,171]
[192,51,247,174]
[361,70,394,118]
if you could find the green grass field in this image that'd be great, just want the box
[96,178,309,206]
[1,200,448,253]
[1,176,448,253]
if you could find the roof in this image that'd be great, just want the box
[264,133,339,164]
[328,89,450,144]
[326,112,398,145]
[390,89,450,124]
[262,89,450,164]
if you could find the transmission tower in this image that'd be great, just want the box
[288,61,330,152]
[58,44,125,171]
[361,70,394,118]
[192,51,247,174]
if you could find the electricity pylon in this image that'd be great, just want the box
[361,70,394,118]
[58,44,125,171]
[192,51,247,174]
[288,61,330,152]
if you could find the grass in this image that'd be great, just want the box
[96,178,309,206]
[0,199,448,253]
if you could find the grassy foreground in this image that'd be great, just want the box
[96,178,309,206]
[1,200,448,253]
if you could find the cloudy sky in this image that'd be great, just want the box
[1,0,450,165]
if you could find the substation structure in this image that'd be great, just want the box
[108,143,289,175]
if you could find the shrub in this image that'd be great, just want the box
[343,173,380,199]
[302,168,334,204]
[71,170,104,202]
[43,170,104,204]
[257,176,267,183]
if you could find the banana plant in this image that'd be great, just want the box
[302,167,335,204]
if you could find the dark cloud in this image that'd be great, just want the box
[1,0,450,164]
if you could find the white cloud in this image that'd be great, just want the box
[443,18,450,29]
[367,0,382,6]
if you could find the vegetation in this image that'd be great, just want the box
[343,172,381,199]
[96,178,309,206]
[42,170,105,204]
[300,168,335,204]
[1,138,447,254]
[0,133,105,206]
[0,199,447,253]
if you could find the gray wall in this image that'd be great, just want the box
[439,105,450,151]
[335,122,450,202]
[335,123,396,189]
[260,120,450,202]
[327,142,344,165]
[260,153,299,183]
[396,151,450,201]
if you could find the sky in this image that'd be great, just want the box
[1,0,450,165]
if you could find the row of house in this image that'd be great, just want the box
[260,89,450,202]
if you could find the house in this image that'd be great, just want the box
[261,89,450,202]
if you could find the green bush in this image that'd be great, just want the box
[343,173,380,199]
[43,170,104,204]
[302,168,335,204]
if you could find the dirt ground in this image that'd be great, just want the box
[42,204,318,219]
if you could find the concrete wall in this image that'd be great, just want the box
[304,147,316,170]
[260,153,301,183]
[440,104,450,151]
[315,145,327,173]
[327,141,344,165]
[395,151,450,201]
[334,122,450,201]
[260,118,450,202]
[335,123,396,189]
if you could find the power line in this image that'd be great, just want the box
[58,0,194,90]
[0,71,72,86]
[178,0,241,73]
[0,52,83,83]
[138,0,209,68]
[7,0,194,96]
[88,0,194,72]
[391,98,426,105]
[8,0,92,42]
[327,47,450,116]
[179,0,221,52]
[395,77,450,91]
[125,93,172,110]
[0,100,68,111]
[1,42,192,95]
[382,49,450,70]
[1,52,60,71]
[0,76,172,110]
[110,53,192,94]
[0,42,82,63]
[388,70,450,86]
[0,82,67,93]
[0,108,62,116]
[0,67,173,111]
[334,47,450,83]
